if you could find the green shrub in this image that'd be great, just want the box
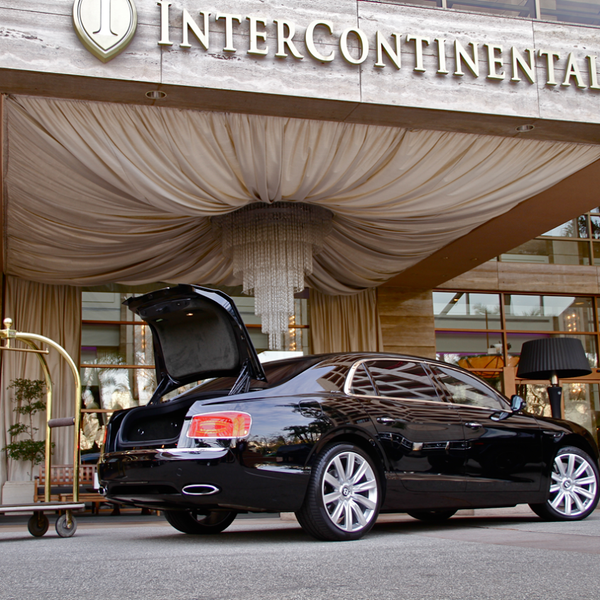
[3,379,50,480]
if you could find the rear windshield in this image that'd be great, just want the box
[194,356,323,393]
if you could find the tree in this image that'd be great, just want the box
[3,379,48,480]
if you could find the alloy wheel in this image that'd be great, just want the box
[549,450,598,518]
[321,450,379,533]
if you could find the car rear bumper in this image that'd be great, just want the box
[98,449,310,513]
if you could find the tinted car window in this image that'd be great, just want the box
[365,360,441,401]
[432,366,506,410]
[350,363,377,396]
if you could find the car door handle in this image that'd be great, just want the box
[376,417,396,425]
[465,422,483,429]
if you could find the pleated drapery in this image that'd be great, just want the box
[0,277,81,487]
[5,95,600,294]
[310,288,383,353]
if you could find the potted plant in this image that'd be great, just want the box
[1,378,49,504]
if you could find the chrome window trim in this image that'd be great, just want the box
[345,359,378,396]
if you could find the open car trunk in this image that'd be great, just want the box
[125,284,266,404]
[102,354,326,453]
[100,284,266,452]
[103,391,230,453]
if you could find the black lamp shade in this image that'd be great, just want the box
[517,337,592,380]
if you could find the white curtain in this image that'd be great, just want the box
[0,277,81,487]
[310,288,383,353]
[5,95,600,293]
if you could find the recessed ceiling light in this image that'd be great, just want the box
[516,124,535,132]
[146,90,167,100]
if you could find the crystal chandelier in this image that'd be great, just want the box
[213,202,333,350]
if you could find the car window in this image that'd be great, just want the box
[365,359,442,402]
[432,366,506,410]
[349,363,377,396]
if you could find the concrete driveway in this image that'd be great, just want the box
[1,506,598,600]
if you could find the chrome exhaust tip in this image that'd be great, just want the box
[182,484,220,496]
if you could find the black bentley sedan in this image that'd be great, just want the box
[98,285,600,541]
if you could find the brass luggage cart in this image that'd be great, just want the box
[0,318,85,537]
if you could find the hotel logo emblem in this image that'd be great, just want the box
[73,0,138,63]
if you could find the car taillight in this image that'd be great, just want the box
[187,411,252,439]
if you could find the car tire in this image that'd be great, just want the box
[164,509,237,534]
[296,443,381,541]
[407,509,457,522]
[529,446,600,521]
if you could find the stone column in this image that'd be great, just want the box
[377,287,436,359]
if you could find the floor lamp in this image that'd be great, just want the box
[517,338,591,419]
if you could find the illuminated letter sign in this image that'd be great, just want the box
[73,0,138,62]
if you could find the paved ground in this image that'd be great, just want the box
[1,506,599,600]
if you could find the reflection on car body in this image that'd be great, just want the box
[98,285,600,541]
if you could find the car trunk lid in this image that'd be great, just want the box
[125,284,266,402]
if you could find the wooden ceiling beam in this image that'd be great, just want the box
[385,159,600,290]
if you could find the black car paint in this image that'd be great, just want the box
[98,353,599,515]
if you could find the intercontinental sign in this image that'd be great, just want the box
[73,0,600,90]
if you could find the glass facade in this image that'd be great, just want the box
[516,382,600,443]
[501,210,600,266]
[539,0,600,26]
[447,0,536,19]
[367,0,600,26]
[434,290,600,444]
[433,292,502,329]
[504,295,595,332]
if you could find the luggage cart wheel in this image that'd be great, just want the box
[28,513,49,537]
[55,513,77,538]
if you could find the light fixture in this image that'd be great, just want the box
[213,202,333,350]
[146,90,167,100]
[289,314,297,351]
[517,337,591,418]
[515,124,535,132]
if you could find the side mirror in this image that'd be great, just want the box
[510,395,525,413]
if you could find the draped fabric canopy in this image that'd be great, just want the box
[4,95,600,294]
